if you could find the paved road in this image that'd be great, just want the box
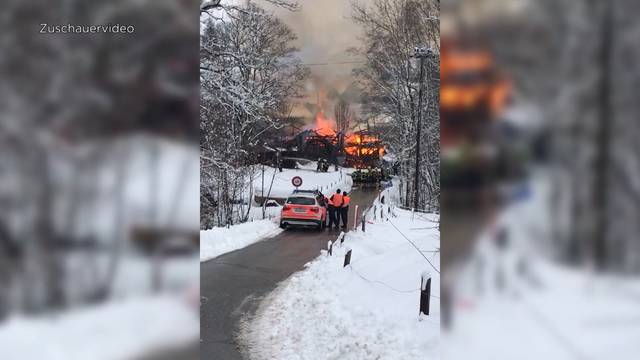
[200,187,379,360]
[134,343,199,360]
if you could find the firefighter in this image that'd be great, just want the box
[329,189,344,229]
[340,191,351,229]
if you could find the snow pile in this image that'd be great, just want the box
[69,135,200,243]
[0,296,198,360]
[63,254,199,302]
[445,173,640,360]
[200,219,282,262]
[243,208,440,360]
[252,164,353,201]
[245,204,283,222]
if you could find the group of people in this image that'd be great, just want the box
[318,188,350,229]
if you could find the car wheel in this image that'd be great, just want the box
[280,222,286,229]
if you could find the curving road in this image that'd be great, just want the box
[200,187,379,360]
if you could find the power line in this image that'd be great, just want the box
[388,219,440,274]
[350,266,419,294]
[349,266,439,300]
[302,60,365,66]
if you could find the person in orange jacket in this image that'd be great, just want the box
[329,189,343,229]
[340,191,350,229]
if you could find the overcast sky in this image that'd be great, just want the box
[264,0,364,118]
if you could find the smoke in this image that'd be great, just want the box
[262,0,363,120]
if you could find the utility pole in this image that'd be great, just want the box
[413,47,431,210]
[593,1,613,269]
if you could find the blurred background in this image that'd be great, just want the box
[441,0,640,359]
[0,1,200,359]
[5,0,640,358]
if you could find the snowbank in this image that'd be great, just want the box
[252,163,353,201]
[200,220,283,262]
[243,207,440,360]
[0,296,198,360]
[445,172,640,360]
[64,254,199,301]
[71,135,200,243]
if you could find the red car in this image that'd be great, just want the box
[280,190,327,230]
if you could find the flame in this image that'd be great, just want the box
[440,42,510,117]
[440,39,512,148]
[308,110,384,162]
[343,132,383,157]
[314,111,337,137]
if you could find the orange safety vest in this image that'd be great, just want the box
[342,196,350,207]
[331,193,344,207]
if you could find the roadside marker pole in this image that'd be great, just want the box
[344,249,352,267]
[420,270,431,316]
[353,205,359,231]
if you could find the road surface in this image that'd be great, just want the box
[200,187,379,360]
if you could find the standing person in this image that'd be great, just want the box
[340,191,351,229]
[330,189,344,229]
[275,151,283,172]
[325,194,336,229]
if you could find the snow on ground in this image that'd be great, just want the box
[245,204,282,222]
[63,253,199,300]
[0,295,198,360]
[251,162,353,201]
[200,219,283,262]
[68,135,200,244]
[243,198,440,359]
[444,171,640,360]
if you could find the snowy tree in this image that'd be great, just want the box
[0,0,198,313]
[478,0,640,272]
[200,1,307,228]
[351,0,440,210]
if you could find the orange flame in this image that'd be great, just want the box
[440,42,511,117]
[314,111,337,137]
[309,111,384,161]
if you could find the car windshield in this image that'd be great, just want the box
[286,197,316,205]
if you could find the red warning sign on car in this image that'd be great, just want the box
[291,176,303,187]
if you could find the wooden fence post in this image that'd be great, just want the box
[420,271,431,316]
[344,249,352,267]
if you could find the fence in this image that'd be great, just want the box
[324,229,438,319]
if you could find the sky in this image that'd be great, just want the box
[263,0,364,119]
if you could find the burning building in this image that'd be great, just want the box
[440,39,512,191]
[282,110,386,169]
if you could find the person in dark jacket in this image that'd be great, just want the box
[325,195,336,228]
[340,191,350,229]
